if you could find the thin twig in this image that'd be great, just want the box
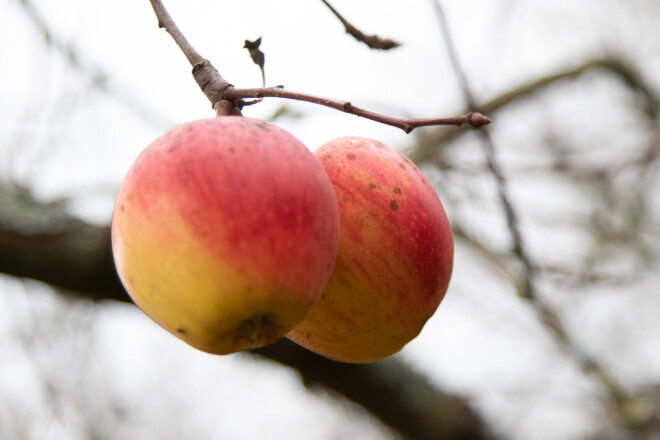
[148,0,234,114]
[225,86,490,133]
[148,0,490,130]
[431,0,633,427]
[149,0,204,66]
[407,57,660,164]
[431,0,534,299]
[17,0,173,130]
[320,0,401,50]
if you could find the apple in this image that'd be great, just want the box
[111,116,339,355]
[286,137,453,363]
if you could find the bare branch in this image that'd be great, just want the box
[320,0,401,50]
[225,86,490,132]
[17,0,174,130]
[149,0,204,66]
[431,0,635,428]
[407,57,660,164]
[148,0,235,113]
[482,58,658,121]
[147,0,470,130]
[431,0,534,299]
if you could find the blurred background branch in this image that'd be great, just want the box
[0,183,491,440]
[433,0,654,436]
[17,0,174,130]
[406,58,659,164]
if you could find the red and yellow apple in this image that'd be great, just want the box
[111,116,339,355]
[286,137,454,363]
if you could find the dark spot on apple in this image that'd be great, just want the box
[306,333,311,339]
[176,328,188,334]
[346,153,357,160]
[167,145,179,153]
[390,200,399,210]
[234,313,273,343]
[119,204,125,212]
[398,162,405,169]
[369,182,376,189]
[393,187,401,195]
[229,147,236,153]
[321,154,332,161]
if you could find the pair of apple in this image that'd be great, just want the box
[111,116,453,363]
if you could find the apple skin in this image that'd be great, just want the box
[286,137,453,363]
[111,116,339,355]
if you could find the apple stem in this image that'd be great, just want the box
[214,100,234,117]
[148,0,491,132]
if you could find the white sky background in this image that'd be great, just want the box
[2,0,660,439]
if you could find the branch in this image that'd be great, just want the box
[320,0,401,50]
[149,0,205,66]
[407,57,659,164]
[225,86,490,133]
[148,0,235,115]
[431,0,636,429]
[17,0,174,130]
[147,0,488,129]
[0,183,127,302]
[431,0,534,300]
[0,183,491,440]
